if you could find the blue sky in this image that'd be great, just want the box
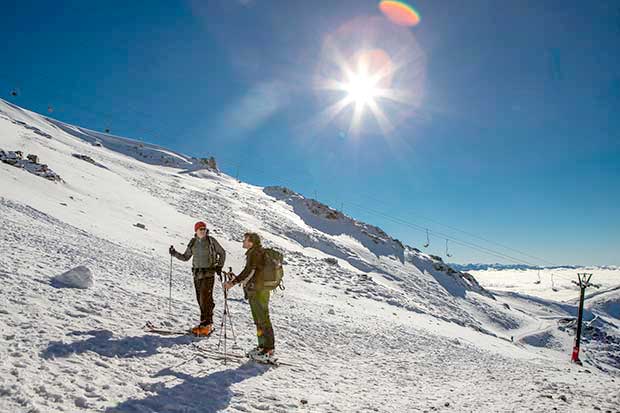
[2,0,619,265]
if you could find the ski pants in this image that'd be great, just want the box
[248,289,275,350]
[193,271,215,326]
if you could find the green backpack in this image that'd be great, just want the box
[262,248,284,291]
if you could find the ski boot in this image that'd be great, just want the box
[246,346,262,358]
[250,348,276,364]
[191,324,214,336]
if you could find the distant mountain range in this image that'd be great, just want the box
[450,263,619,271]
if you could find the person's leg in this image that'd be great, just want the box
[193,275,202,324]
[199,276,215,326]
[248,292,264,349]
[252,289,274,350]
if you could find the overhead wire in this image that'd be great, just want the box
[340,192,562,267]
[4,81,569,272]
[214,156,565,269]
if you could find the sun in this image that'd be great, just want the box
[317,48,403,134]
[344,71,379,107]
[313,16,427,138]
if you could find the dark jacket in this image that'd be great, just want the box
[173,234,226,277]
[233,246,265,291]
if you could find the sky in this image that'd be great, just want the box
[1,0,619,266]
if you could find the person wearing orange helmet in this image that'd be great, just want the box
[169,221,226,336]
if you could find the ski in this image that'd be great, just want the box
[144,327,193,336]
[193,344,246,360]
[193,344,293,367]
[143,321,213,337]
[249,356,282,367]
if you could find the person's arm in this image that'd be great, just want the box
[170,239,194,261]
[212,237,226,267]
[227,250,258,288]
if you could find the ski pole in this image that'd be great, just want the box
[168,255,173,318]
[224,269,239,347]
[218,274,230,364]
[217,273,228,363]
[217,269,239,363]
[224,285,228,364]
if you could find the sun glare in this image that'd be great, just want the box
[345,72,379,106]
[318,49,398,134]
[314,16,426,137]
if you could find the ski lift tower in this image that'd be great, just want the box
[570,273,599,365]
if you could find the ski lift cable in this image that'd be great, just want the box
[341,192,561,267]
[218,151,561,267]
[217,156,568,271]
[207,157,554,268]
[344,202,585,280]
[217,157,565,270]
[0,84,548,260]
[5,72,163,123]
[215,149,567,270]
[16,95,566,269]
[4,83,173,139]
[345,201,541,264]
[2,83,567,270]
[344,201,549,267]
[19,101,562,268]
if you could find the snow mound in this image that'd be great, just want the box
[51,266,94,289]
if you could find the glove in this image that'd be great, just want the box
[226,267,235,282]
[169,245,176,256]
[215,266,223,276]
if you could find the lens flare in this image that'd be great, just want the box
[313,16,426,137]
[379,1,421,27]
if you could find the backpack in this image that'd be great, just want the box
[261,248,284,291]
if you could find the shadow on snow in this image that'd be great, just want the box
[106,362,269,413]
[41,329,194,360]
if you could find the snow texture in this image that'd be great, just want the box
[1,98,619,412]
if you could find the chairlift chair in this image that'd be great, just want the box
[534,269,541,285]
[423,228,429,248]
[445,239,453,258]
[551,273,558,292]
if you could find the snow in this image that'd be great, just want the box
[1,98,619,412]
[470,267,620,302]
[51,266,94,289]
[584,286,620,320]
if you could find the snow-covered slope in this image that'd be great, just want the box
[586,287,620,320]
[1,98,618,412]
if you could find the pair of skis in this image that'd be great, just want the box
[143,322,291,367]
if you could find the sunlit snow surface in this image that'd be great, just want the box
[1,99,618,412]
